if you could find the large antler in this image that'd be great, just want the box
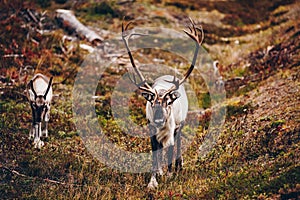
[30,80,37,99]
[122,19,156,95]
[44,77,53,99]
[163,17,204,97]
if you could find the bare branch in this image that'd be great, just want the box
[1,165,82,187]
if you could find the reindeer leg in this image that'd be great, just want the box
[29,123,35,140]
[38,122,44,148]
[175,122,184,172]
[148,135,159,189]
[33,124,39,148]
[148,124,161,189]
[167,144,174,176]
[43,105,50,138]
[29,108,35,140]
[44,122,48,138]
[34,122,44,149]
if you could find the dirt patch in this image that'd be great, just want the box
[164,0,296,25]
[246,67,300,131]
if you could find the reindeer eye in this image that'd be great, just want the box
[166,91,181,105]
[170,91,180,100]
[142,93,154,102]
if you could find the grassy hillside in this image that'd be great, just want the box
[0,0,299,199]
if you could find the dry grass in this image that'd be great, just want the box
[1,0,299,199]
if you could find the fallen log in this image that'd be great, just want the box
[55,9,103,45]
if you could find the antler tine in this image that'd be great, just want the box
[121,18,155,94]
[127,71,136,84]
[196,25,204,45]
[189,17,195,31]
[122,16,132,32]
[183,18,204,45]
[181,18,204,81]
[122,21,133,33]
[127,69,147,89]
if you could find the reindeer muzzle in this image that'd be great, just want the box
[153,105,165,127]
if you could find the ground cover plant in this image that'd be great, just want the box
[0,0,299,199]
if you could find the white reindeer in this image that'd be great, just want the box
[27,73,53,149]
[121,18,204,188]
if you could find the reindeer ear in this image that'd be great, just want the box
[142,92,154,102]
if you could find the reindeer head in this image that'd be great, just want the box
[142,85,180,127]
[29,77,53,123]
[121,18,204,128]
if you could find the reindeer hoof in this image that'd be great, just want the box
[147,181,158,189]
[42,130,48,137]
[147,177,158,189]
[34,140,44,149]
[158,168,163,176]
[167,172,173,178]
[29,130,34,140]
[175,158,184,172]
[37,141,44,149]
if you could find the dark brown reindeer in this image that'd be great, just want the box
[121,18,204,188]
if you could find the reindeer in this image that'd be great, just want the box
[27,73,53,149]
[121,18,204,188]
[212,61,225,92]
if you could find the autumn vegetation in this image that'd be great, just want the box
[0,0,299,199]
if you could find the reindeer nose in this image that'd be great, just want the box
[154,118,164,124]
[154,112,165,127]
[153,104,165,126]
